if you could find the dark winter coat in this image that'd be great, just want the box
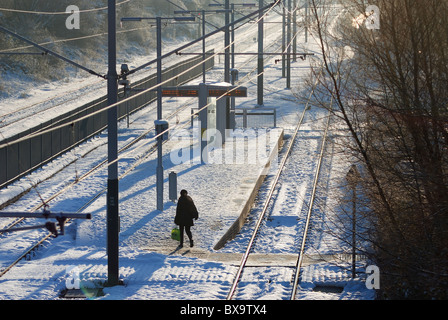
[174,195,199,226]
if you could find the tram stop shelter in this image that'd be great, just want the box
[161,82,247,163]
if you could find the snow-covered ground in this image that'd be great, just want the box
[0,6,376,301]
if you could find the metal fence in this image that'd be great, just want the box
[0,53,214,188]
[235,108,277,128]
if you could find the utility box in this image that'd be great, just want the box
[199,84,229,148]
[169,171,177,202]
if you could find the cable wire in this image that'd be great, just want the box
[0,0,131,15]
[0,0,283,153]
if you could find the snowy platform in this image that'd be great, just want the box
[0,7,377,299]
[76,127,284,254]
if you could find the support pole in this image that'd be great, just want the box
[352,186,357,279]
[202,10,206,83]
[346,164,360,279]
[292,0,297,62]
[224,0,230,83]
[106,0,119,287]
[282,4,286,78]
[231,3,235,70]
[225,0,231,129]
[198,83,208,164]
[257,0,264,106]
[156,17,164,212]
[286,0,291,89]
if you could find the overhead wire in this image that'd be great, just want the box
[0,0,298,181]
[0,25,105,78]
[0,0,282,148]
[0,0,307,219]
[102,0,297,170]
[0,0,131,15]
[0,26,150,54]
[0,6,259,146]
[121,1,280,78]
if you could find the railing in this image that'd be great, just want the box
[235,107,277,128]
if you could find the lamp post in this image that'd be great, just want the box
[121,16,195,212]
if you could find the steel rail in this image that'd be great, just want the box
[226,103,332,300]
[0,92,198,232]
[0,123,166,279]
[226,80,316,300]
[290,104,332,300]
[0,5,287,282]
[0,25,277,277]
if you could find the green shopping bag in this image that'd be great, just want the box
[171,227,180,241]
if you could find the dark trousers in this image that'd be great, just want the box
[179,225,192,245]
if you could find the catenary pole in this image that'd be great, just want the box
[282,3,286,78]
[257,0,264,106]
[293,0,297,62]
[202,10,206,83]
[106,0,120,287]
[286,0,291,89]
[121,16,195,212]
[156,16,164,211]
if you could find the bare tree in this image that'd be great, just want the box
[307,0,448,299]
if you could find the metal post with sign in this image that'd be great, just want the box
[0,210,91,236]
[121,15,195,212]
[346,165,360,279]
[161,83,247,163]
[107,0,119,287]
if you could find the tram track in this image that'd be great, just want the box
[224,3,345,300]
[0,10,288,280]
[0,6,287,214]
[0,78,104,131]
[0,93,200,278]
[226,85,333,300]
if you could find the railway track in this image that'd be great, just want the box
[0,78,104,131]
[226,89,333,300]
[0,11,287,280]
[0,92,199,278]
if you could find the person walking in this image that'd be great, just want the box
[174,189,198,248]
